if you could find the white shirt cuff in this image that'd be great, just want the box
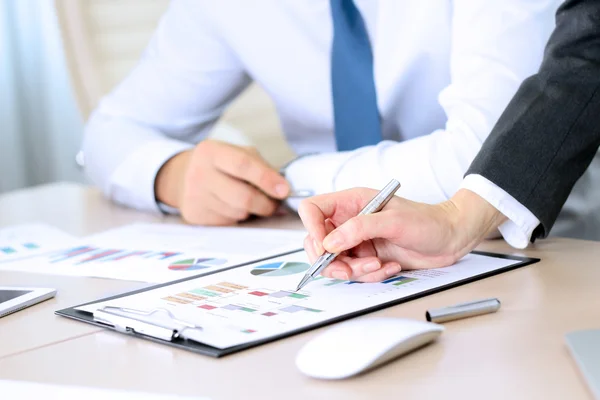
[283,151,356,211]
[461,174,540,249]
[108,139,193,213]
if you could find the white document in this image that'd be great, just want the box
[78,250,528,349]
[0,224,305,283]
[0,224,76,263]
[0,380,208,400]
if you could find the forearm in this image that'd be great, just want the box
[467,0,600,240]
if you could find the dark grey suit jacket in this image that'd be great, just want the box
[467,0,600,242]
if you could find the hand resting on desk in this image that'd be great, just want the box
[155,139,290,225]
[299,188,507,282]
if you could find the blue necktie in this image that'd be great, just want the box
[330,0,382,151]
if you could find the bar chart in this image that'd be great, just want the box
[48,245,182,266]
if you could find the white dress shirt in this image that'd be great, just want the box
[83,0,558,248]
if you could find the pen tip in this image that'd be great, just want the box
[296,275,311,292]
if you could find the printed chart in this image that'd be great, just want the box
[0,224,76,263]
[78,251,528,350]
[168,258,228,271]
[0,242,239,284]
[1,242,40,255]
[250,261,310,277]
[49,246,182,265]
[319,274,418,287]
[161,281,324,335]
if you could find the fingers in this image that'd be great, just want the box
[322,211,398,254]
[321,256,380,279]
[180,141,286,225]
[320,257,402,283]
[352,262,402,283]
[299,189,377,256]
[212,172,278,217]
[299,188,380,230]
[180,166,277,225]
[180,191,238,226]
[304,235,320,263]
[211,142,289,199]
[319,259,353,280]
[298,201,329,257]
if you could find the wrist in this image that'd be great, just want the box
[440,189,507,254]
[154,150,192,208]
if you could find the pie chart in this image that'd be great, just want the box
[250,261,310,277]
[168,257,227,271]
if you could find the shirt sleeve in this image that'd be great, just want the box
[284,1,559,208]
[461,175,540,249]
[82,0,251,212]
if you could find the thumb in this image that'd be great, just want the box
[322,213,388,253]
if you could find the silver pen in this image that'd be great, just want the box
[295,179,402,291]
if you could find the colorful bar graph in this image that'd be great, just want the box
[392,277,417,286]
[223,304,241,311]
[198,304,217,310]
[218,282,248,290]
[222,304,256,313]
[324,279,346,286]
[76,249,122,264]
[382,275,418,286]
[50,246,96,263]
[205,285,234,294]
[0,243,41,255]
[268,291,309,299]
[288,293,308,299]
[190,288,220,297]
[0,247,16,254]
[281,305,322,313]
[109,251,150,261]
[249,291,268,297]
[48,246,183,266]
[268,291,291,298]
[144,251,180,260]
[177,292,206,302]
[162,296,191,305]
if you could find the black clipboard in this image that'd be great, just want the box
[56,250,539,358]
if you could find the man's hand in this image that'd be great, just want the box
[298,188,506,282]
[155,140,290,225]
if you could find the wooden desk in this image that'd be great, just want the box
[1,183,599,399]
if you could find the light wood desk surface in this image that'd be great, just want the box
[0,183,599,399]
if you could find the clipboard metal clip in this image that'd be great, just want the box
[93,306,203,342]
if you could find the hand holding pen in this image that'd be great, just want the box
[296,179,401,290]
[297,179,481,288]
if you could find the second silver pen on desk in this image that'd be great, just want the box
[295,179,402,292]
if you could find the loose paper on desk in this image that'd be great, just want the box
[78,250,524,349]
[0,223,305,283]
[0,223,76,263]
[0,380,209,400]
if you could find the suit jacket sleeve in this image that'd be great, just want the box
[466,0,600,241]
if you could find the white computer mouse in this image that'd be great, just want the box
[296,317,444,379]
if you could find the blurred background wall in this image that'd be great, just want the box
[0,0,293,195]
